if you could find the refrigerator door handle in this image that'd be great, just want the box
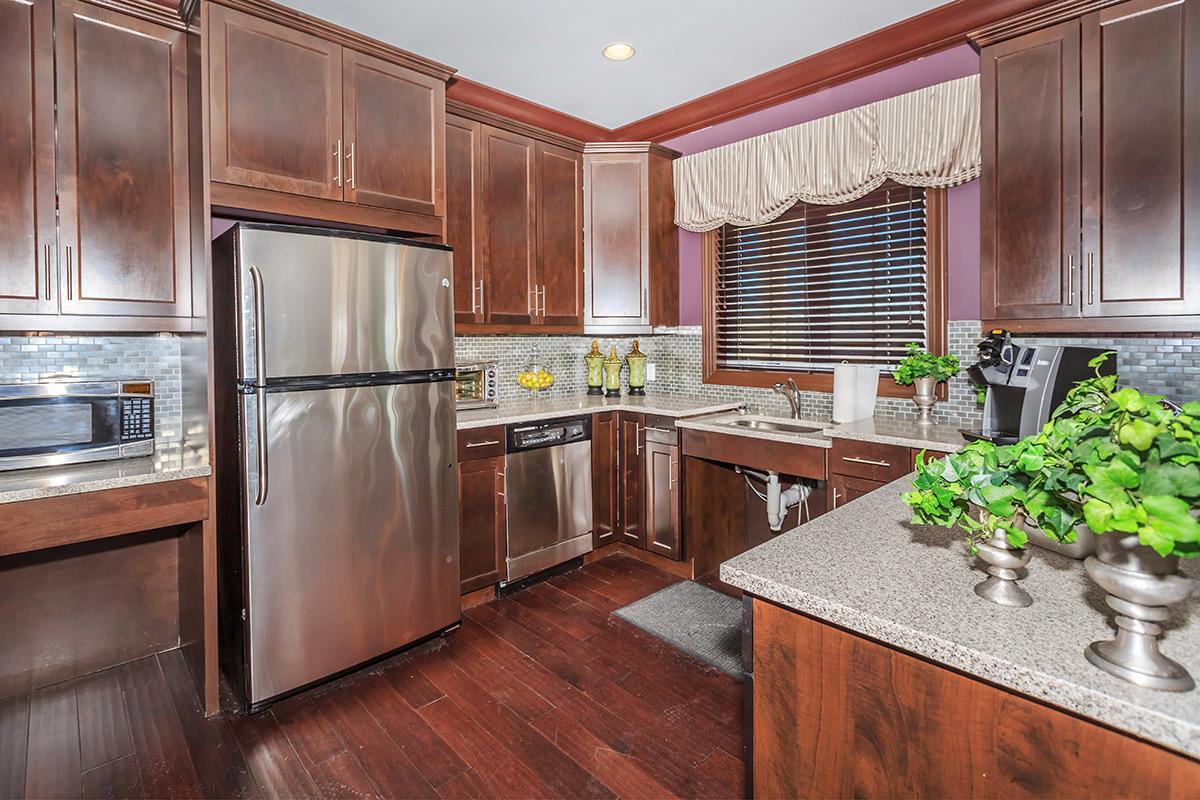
[249,264,270,505]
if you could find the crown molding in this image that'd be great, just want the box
[607,0,1060,143]
[445,76,610,143]
[446,99,585,151]
[583,142,681,159]
[968,0,1126,47]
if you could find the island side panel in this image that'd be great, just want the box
[751,598,1200,799]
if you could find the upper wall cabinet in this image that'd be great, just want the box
[206,2,450,235]
[583,143,679,334]
[977,0,1200,330]
[0,0,194,331]
[447,104,584,334]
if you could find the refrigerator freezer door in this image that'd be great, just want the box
[240,380,459,705]
[237,227,454,381]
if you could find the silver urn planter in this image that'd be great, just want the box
[912,376,938,426]
[974,515,1033,607]
[1085,532,1196,692]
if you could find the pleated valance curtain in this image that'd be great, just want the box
[672,75,981,232]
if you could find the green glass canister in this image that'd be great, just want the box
[584,340,604,396]
[603,346,623,398]
[626,340,647,396]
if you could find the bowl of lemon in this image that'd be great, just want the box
[517,364,555,397]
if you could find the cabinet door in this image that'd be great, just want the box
[458,455,506,594]
[645,441,681,560]
[618,412,646,547]
[584,152,649,329]
[536,143,583,327]
[55,0,191,318]
[208,5,343,200]
[343,48,444,215]
[446,115,482,326]
[592,411,619,548]
[481,126,537,326]
[829,474,885,510]
[980,22,1082,319]
[0,0,56,316]
[1081,0,1200,317]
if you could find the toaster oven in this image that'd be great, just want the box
[0,380,155,471]
[455,361,498,410]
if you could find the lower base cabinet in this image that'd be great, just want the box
[644,431,681,560]
[592,411,619,548]
[617,412,646,548]
[457,427,507,594]
[829,439,956,509]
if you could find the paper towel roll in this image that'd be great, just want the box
[854,365,880,420]
[832,362,857,423]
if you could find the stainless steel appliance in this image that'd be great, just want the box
[0,380,154,471]
[455,360,498,409]
[503,417,593,584]
[212,223,459,711]
[963,329,1114,444]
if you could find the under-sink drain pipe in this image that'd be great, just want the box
[736,466,812,531]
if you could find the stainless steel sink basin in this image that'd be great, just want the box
[727,419,823,434]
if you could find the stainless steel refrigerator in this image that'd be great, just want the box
[213,223,459,711]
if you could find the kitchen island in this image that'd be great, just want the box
[722,477,1200,798]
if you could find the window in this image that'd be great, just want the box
[702,182,947,397]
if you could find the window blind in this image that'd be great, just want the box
[713,183,928,373]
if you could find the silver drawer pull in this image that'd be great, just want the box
[643,427,674,434]
[465,439,500,448]
[842,456,891,468]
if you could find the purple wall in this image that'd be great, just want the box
[664,44,983,325]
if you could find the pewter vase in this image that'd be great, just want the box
[974,515,1033,607]
[1084,532,1196,692]
[912,376,937,426]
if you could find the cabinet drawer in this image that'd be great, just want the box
[829,439,910,482]
[643,414,679,445]
[457,425,505,461]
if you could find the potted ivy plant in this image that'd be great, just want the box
[893,342,961,426]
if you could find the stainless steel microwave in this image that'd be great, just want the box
[456,361,498,410]
[0,380,155,472]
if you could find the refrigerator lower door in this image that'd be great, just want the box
[240,380,459,706]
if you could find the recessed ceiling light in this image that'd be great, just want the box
[602,42,636,61]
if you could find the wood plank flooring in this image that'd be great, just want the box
[0,554,745,799]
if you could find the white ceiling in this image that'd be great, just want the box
[284,0,947,128]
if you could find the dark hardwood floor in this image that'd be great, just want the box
[0,553,745,799]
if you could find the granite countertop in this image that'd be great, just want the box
[0,441,211,505]
[823,415,970,452]
[675,412,833,449]
[456,394,746,430]
[721,477,1200,758]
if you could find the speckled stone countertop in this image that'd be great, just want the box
[823,415,970,452]
[0,441,210,505]
[721,476,1200,759]
[675,412,833,449]
[456,394,745,430]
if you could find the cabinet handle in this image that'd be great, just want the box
[477,280,485,318]
[65,246,73,300]
[669,459,677,489]
[636,424,642,456]
[497,470,505,500]
[334,139,343,187]
[465,439,500,448]
[842,456,890,468]
[832,487,841,508]
[537,284,545,318]
[1087,252,1095,305]
[43,244,52,300]
[346,143,357,189]
[1066,254,1074,306]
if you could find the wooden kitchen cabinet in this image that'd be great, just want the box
[480,125,537,326]
[0,0,194,328]
[618,412,646,548]
[592,411,619,548]
[457,455,506,594]
[582,143,680,334]
[976,0,1200,330]
[536,142,584,327]
[828,473,884,510]
[644,438,681,560]
[446,114,483,326]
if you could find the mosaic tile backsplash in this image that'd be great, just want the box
[0,335,184,442]
[457,321,1200,426]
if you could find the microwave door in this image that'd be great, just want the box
[236,226,454,383]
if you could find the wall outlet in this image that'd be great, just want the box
[646,362,657,381]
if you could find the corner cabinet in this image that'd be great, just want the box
[206,2,449,234]
[447,103,584,333]
[977,0,1200,330]
[583,143,680,334]
[0,0,194,331]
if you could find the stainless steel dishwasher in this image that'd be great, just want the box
[503,417,593,584]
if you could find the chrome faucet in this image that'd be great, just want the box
[773,378,802,419]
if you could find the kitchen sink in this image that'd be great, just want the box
[727,419,823,434]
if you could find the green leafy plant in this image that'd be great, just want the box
[893,342,961,386]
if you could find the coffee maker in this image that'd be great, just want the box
[963,329,1114,444]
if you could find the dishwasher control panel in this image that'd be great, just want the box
[507,416,591,452]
